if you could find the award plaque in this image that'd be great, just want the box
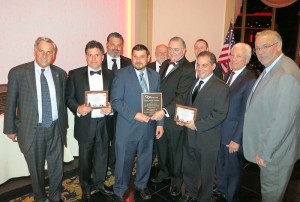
[85,90,108,109]
[174,104,197,123]
[141,93,162,117]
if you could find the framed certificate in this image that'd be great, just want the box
[85,90,108,109]
[174,104,197,123]
[141,93,162,117]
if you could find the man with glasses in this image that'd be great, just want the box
[243,30,300,201]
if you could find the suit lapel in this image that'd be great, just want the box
[102,68,109,90]
[26,62,38,106]
[147,68,156,92]
[230,68,247,90]
[129,66,143,93]
[50,65,62,110]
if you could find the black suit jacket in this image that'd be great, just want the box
[66,66,113,142]
[221,68,256,145]
[102,54,131,71]
[148,61,157,71]
[159,57,195,129]
[185,75,229,150]
[191,60,223,80]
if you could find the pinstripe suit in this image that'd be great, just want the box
[4,61,68,202]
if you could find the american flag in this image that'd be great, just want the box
[218,22,235,76]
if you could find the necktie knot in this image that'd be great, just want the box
[90,70,101,75]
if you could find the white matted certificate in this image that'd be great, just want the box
[174,104,197,123]
[85,90,108,109]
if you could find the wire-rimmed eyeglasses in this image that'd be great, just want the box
[253,42,278,53]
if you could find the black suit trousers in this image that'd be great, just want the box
[78,117,108,193]
[182,140,219,202]
[157,127,183,188]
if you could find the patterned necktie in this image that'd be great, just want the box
[90,70,101,75]
[192,80,204,103]
[112,59,118,72]
[226,71,235,86]
[139,72,148,93]
[40,69,52,127]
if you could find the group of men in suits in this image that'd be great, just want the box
[4,29,300,202]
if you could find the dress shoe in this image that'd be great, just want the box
[178,194,197,202]
[136,187,152,200]
[151,177,163,183]
[113,194,125,202]
[212,188,226,201]
[170,187,181,197]
[96,185,114,195]
[81,192,91,202]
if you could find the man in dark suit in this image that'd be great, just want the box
[151,37,195,196]
[214,43,257,202]
[4,37,68,202]
[66,40,114,201]
[111,44,163,202]
[190,39,223,79]
[243,30,300,201]
[102,32,132,72]
[148,44,168,72]
[177,51,229,202]
[101,32,131,174]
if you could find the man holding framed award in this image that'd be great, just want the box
[176,51,229,202]
[66,40,114,201]
[110,44,163,202]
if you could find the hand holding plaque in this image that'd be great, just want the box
[174,104,197,123]
[85,91,108,109]
[141,93,162,117]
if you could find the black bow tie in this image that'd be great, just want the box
[90,70,101,75]
[168,62,175,66]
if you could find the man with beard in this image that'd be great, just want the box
[110,44,164,202]
[102,32,132,175]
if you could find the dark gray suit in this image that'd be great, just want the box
[157,57,195,189]
[216,68,256,202]
[243,55,300,201]
[66,66,113,193]
[111,66,162,197]
[4,61,67,202]
[182,75,229,201]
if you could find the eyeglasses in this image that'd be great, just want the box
[253,42,278,53]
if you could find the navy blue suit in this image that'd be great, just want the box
[216,67,256,202]
[111,66,163,197]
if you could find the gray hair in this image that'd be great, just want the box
[232,42,252,61]
[169,36,186,49]
[255,30,282,43]
[34,37,57,52]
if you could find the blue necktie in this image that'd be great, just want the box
[139,72,148,93]
[41,69,52,127]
